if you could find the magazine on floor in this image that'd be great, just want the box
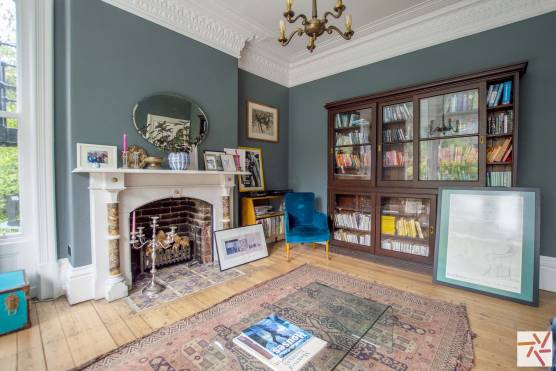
[232,314,327,371]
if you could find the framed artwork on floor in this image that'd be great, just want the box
[238,147,265,192]
[214,224,269,271]
[433,187,540,306]
[246,101,279,143]
[76,143,117,169]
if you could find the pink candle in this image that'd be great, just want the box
[123,133,127,152]
[132,211,136,232]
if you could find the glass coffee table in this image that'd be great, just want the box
[199,282,393,370]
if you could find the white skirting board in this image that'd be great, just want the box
[58,254,556,304]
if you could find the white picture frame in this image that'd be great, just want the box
[76,143,117,169]
[221,154,237,171]
[214,224,268,271]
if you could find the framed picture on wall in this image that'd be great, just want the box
[433,187,540,306]
[214,224,269,271]
[76,143,117,169]
[246,101,279,143]
[238,147,265,192]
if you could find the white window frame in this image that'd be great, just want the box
[0,0,56,299]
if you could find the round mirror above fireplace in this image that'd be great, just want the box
[133,93,208,152]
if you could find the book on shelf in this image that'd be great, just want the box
[383,150,405,167]
[487,171,512,187]
[487,138,512,163]
[257,215,284,239]
[336,131,368,146]
[334,212,371,231]
[334,229,371,246]
[381,215,425,240]
[383,103,413,123]
[335,112,369,129]
[232,314,327,371]
[254,205,274,216]
[487,81,512,107]
[445,90,478,113]
[383,127,412,143]
[487,110,513,135]
[435,142,478,166]
[335,149,372,171]
[381,239,429,257]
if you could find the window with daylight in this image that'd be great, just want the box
[0,0,20,235]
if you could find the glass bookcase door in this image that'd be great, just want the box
[419,88,481,182]
[333,108,373,181]
[332,193,373,250]
[380,102,414,181]
[378,195,434,264]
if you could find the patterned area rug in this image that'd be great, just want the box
[126,263,247,312]
[81,265,474,370]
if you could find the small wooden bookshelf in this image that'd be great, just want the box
[326,62,526,266]
[241,195,285,243]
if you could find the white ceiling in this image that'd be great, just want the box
[102,0,556,86]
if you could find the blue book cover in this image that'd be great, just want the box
[241,314,312,359]
[493,83,504,107]
[502,81,512,105]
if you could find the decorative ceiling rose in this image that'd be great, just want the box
[279,0,353,52]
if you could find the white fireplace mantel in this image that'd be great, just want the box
[69,167,248,304]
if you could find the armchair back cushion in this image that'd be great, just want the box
[285,192,330,244]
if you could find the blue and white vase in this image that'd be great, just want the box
[168,152,190,170]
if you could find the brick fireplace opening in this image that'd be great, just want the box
[130,197,213,281]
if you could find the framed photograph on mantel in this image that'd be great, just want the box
[214,224,269,271]
[76,143,117,169]
[238,147,265,192]
[247,101,279,142]
[433,187,540,306]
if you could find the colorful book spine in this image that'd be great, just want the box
[502,81,512,105]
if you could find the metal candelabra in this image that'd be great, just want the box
[129,216,177,296]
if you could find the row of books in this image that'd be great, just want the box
[383,103,412,123]
[436,143,478,166]
[335,151,371,169]
[334,212,371,231]
[487,138,512,163]
[382,199,425,215]
[445,90,478,113]
[257,215,284,239]
[383,150,406,167]
[335,132,368,146]
[254,205,273,216]
[381,239,429,257]
[381,215,425,239]
[334,112,369,129]
[383,127,412,143]
[486,171,512,187]
[487,81,512,108]
[334,229,371,246]
[487,110,513,135]
[233,314,327,371]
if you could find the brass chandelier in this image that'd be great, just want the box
[279,0,353,52]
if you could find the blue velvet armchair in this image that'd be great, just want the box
[284,192,330,261]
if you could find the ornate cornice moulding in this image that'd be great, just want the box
[102,0,556,87]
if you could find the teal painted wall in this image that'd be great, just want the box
[55,0,239,266]
[238,70,289,190]
[288,12,556,257]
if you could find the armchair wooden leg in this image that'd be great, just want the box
[325,240,330,260]
[286,243,291,262]
[312,243,316,249]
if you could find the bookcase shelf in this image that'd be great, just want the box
[242,195,286,244]
[326,62,526,266]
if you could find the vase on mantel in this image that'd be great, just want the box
[168,152,190,170]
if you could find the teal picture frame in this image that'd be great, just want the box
[433,188,540,307]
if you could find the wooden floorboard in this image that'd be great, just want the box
[4,242,555,370]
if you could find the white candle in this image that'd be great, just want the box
[132,211,136,232]
[286,0,292,12]
[279,19,286,38]
[345,14,352,31]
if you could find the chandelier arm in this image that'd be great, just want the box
[280,28,304,47]
[285,14,308,25]
[323,8,344,22]
[326,25,354,40]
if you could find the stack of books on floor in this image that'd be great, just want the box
[233,314,327,371]
[486,171,512,187]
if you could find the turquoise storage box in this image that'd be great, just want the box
[0,270,30,336]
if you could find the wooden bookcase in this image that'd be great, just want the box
[241,195,285,243]
[326,62,526,265]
